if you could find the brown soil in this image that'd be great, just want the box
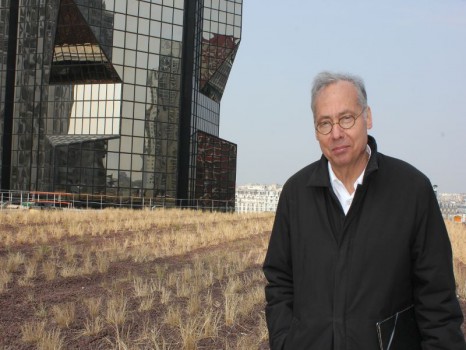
[0,225,272,349]
[0,225,465,349]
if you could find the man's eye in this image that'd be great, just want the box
[319,121,332,127]
[340,115,354,122]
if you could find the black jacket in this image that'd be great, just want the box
[263,136,465,350]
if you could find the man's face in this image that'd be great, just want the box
[314,81,372,170]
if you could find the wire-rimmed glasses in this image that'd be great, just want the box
[315,107,366,135]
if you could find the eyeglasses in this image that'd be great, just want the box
[315,107,366,135]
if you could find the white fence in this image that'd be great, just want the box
[0,190,235,212]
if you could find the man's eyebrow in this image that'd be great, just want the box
[317,109,355,120]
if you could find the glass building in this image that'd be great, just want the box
[0,0,241,209]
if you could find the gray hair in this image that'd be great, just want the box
[311,71,368,119]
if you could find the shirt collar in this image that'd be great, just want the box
[305,135,378,188]
[328,144,372,189]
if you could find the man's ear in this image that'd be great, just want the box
[366,106,373,130]
[314,129,320,141]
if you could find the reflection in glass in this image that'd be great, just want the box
[68,83,121,135]
[199,34,239,103]
[2,0,241,207]
[50,0,121,84]
[195,131,236,208]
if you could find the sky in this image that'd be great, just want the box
[220,0,466,194]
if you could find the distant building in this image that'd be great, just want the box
[437,192,466,220]
[235,184,282,213]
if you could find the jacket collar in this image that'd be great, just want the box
[306,135,379,187]
[364,135,379,180]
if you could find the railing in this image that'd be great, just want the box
[0,190,235,212]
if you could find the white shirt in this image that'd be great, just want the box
[328,145,371,215]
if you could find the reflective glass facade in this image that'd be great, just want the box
[0,0,241,206]
[195,130,236,210]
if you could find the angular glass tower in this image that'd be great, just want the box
[0,0,241,209]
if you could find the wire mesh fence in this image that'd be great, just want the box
[0,190,235,212]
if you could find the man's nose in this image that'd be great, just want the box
[330,122,344,138]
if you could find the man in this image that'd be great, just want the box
[263,71,466,349]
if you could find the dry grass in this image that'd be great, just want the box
[83,297,102,319]
[3,208,275,348]
[42,260,57,281]
[21,320,46,343]
[1,208,463,349]
[106,293,128,328]
[164,305,182,328]
[447,221,466,264]
[52,303,76,328]
[20,320,64,350]
[446,221,466,299]
[37,328,64,350]
[0,270,11,292]
[0,209,270,249]
[81,316,104,337]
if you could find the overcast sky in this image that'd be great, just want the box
[220,0,466,194]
